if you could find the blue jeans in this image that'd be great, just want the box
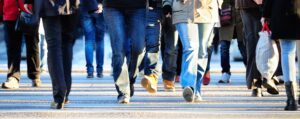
[103,8,146,98]
[143,7,161,76]
[80,12,105,74]
[280,40,297,82]
[176,23,215,96]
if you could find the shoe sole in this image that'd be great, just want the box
[164,88,175,92]
[262,80,279,94]
[141,78,156,93]
[2,83,19,89]
[218,80,230,84]
[183,87,194,102]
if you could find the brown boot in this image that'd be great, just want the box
[141,74,158,93]
[163,80,175,92]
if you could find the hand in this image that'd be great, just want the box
[163,5,172,17]
[24,4,33,14]
[181,0,188,4]
[260,17,265,26]
[165,13,172,18]
[95,4,103,13]
[253,0,263,5]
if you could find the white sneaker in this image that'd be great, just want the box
[218,73,231,83]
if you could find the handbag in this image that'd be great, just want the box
[14,0,39,35]
[220,6,232,26]
[255,22,279,80]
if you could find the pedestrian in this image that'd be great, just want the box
[24,0,80,109]
[262,0,300,111]
[163,0,222,102]
[80,0,105,79]
[160,1,179,90]
[218,0,247,83]
[103,0,146,104]
[141,0,175,93]
[236,0,278,97]
[0,0,41,89]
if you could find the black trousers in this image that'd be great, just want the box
[240,8,262,89]
[3,21,40,80]
[42,14,77,103]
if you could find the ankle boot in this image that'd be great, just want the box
[284,81,298,111]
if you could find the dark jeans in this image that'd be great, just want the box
[143,7,161,76]
[80,12,105,74]
[161,16,178,81]
[220,40,246,74]
[240,8,262,89]
[3,21,40,80]
[42,14,77,103]
[103,8,146,97]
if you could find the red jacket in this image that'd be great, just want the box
[0,0,29,21]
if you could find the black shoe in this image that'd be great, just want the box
[251,88,263,97]
[272,76,284,85]
[51,102,65,109]
[130,84,134,97]
[284,81,298,111]
[97,73,103,78]
[262,78,279,95]
[87,73,94,78]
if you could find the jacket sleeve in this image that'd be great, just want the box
[162,0,172,7]
[262,0,272,18]
[81,0,99,12]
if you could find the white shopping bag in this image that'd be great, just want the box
[256,23,279,80]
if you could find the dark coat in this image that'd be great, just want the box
[263,0,300,39]
[80,0,102,12]
[103,0,146,8]
[235,0,259,9]
[25,0,79,17]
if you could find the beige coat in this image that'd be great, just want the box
[163,0,223,24]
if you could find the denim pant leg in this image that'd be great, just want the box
[95,13,105,74]
[280,40,297,82]
[24,29,41,80]
[196,23,215,95]
[161,16,178,81]
[43,16,67,103]
[144,8,161,76]
[81,13,96,73]
[176,23,199,90]
[104,8,128,97]
[127,9,146,84]
[220,40,231,74]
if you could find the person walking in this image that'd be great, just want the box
[0,0,41,89]
[262,0,300,111]
[103,0,147,104]
[24,0,80,109]
[236,0,278,97]
[218,0,247,83]
[163,0,222,102]
[80,0,105,78]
